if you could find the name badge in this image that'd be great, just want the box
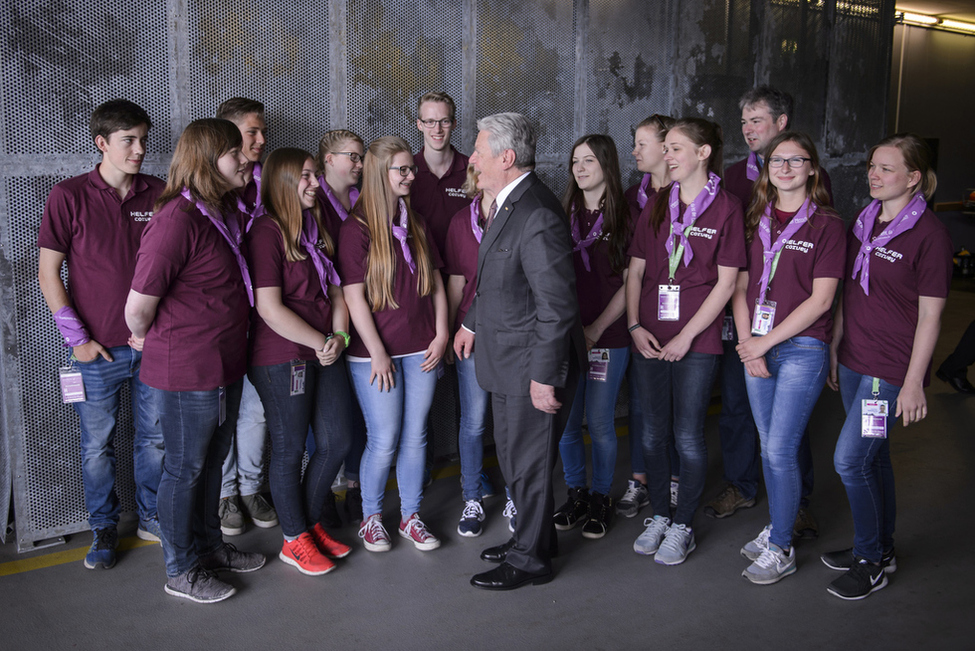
[291,361,307,396]
[751,300,777,336]
[658,284,680,321]
[861,399,888,438]
[721,315,735,341]
[218,386,227,426]
[59,366,86,403]
[588,348,609,382]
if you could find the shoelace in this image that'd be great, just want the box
[293,535,319,559]
[620,483,642,503]
[659,524,690,553]
[503,499,517,519]
[462,501,484,519]
[359,517,386,541]
[754,547,786,569]
[642,517,669,535]
[93,529,116,550]
[224,499,241,514]
[187,566,218,585]
[404,517,432,540]
[753,527,771,551]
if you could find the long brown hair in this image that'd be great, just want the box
[155,118,242,215]
[649,118,723,233]
[867,133,937,201]
[355,136,435,311]
[744,131,836,242]
[261,148,334,263]
[562,134,630,275]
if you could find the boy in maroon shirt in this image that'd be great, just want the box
[37,99,165,570]
[213,98,279,535]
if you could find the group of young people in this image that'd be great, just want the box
[38,85,951,604]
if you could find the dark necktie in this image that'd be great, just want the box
[485,200,498,232]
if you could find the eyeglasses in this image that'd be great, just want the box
[333,151,363,164]
[768,156,811,169]
[390,165,419,177]
[418,118,454,129]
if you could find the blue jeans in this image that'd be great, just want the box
[249,361,353,538]
[560,347,629,495]
[744,337,828,550]
[72,346,164,527]
[834,364,900,563]
[631,352,718,526]
[350,355,439,518]
[220,375,267,498]
[151,380,242,577]
[456,354,490,501]
[718,337,761,500]
[626,361,646,476]
[304,358,366,483]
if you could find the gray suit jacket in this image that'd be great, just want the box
[463,172,586,396]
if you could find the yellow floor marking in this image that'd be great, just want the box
[0,536,157,577]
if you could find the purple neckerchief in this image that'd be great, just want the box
[746,151,760,181]
[756,198,815,303]
[300,210,342,301]
[469,195,483,244]
[54,305,90,348]
[665,171,721,270]
[636,173,652,210]
[181,187,254,306]
[238,162,263,233]
[570,205,605,273]
[319,176,359,222]
[390,198,417,275]
[851,192,927,296]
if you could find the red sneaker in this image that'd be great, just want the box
[358,514,391,552]
[399,513,441,551]
[279,533,336,576]
[311,522,352,558]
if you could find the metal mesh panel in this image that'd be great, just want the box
[185,0,332,151]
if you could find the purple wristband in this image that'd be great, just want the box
[53,306,91,348]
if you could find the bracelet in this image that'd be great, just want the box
[628,323,641,333]
[333,330,351,348]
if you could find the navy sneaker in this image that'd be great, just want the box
[138,517,163,543]
[457,499,485,537]
[84,526,118,570]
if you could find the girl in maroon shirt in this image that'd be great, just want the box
[246,148,355,576]
[731,131,845,585]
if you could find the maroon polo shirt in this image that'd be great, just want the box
[338,215,443,358]
[131,196,250,391]
[572,207,633,349]
[38,166,165,348]
[246,215,335,367]
[314,184,354,244]
[628,189,747,355]
[837,207,953,387]
[443,201,481,332]
[724,157,834,211]
[742,207,846,343]
[410,145,470,256]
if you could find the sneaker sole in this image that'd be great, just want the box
[278,551,336,576]
[318,545,352,559]
[362,540,391,552]
[827,574,888,600]
[553,518,583,531]
[704,498,757,519]
[615,501,650,518]
[137,529,161,543]
[84,558,116,570]
[742,564,797,585]
[399,532,441,551]
[220,524,246,536]
[249,518,279,529]
[655,540,697,566]
[821,554,897,574]
[164,583,236,603]
[457,525,483,538]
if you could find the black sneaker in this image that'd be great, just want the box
[344,485,363,523]
[553,486,590,531]
[821,547,897,574]
[581,491,612,539]
[321,490,342,528]
[827,558,887,600]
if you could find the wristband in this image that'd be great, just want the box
[54,306,91,348]
[628,323,641,333]
[333,330,351,348]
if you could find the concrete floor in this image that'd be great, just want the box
[1,287,973,650]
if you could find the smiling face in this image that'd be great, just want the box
[326,138,364,190]
[572,142,606,195]
[632,125,664,174]
[663,128,709,184]
[217,146,248,189]
[96,124,149,177]
[234,112,267,164]
[417,100,455,153]
[767,140,814,195]
[741,101,787,155]
[387,150,415,198]
[297,158,319,209]
[868,145,921,203]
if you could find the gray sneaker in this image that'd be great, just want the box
[240,493,279,529]
[633,515,671,556]
[165,566,235,604]
[615,479,650,518]
[741,524,772,561]
[199,542,266,573]
[655,523,696,565]
[219,495,245,536]
[742,544,796,584]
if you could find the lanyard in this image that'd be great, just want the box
[756,198,814,303]
[299,210,342,302]
[181,188,254,306]
[851,193,926,296]
[390,199,417,275]
[664,172,721,281]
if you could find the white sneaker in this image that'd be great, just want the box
[503,487,517,533]
[742,544,796,584]
[633,515,671,555]
[655,523,696,565]
[741,524,772,562]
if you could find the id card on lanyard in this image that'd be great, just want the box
[658,285,680,321]
[751,300,777,336]
[861,377,888,438]
[59,364,86,403]
[588,348,610,382]
[291,361,307,396]
[218,386,227,426]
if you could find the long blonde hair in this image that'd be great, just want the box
[155,118,242,215]
[262,148,334,263]
[356,136,435,311]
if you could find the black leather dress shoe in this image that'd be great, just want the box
[480,539,515,563]
[470,562,553,590]
[936,369,975,394]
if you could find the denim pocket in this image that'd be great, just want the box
[787,336,827,351]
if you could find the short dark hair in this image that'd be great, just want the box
[89,99,152,143]
[739,85,794,123]
[216,97,265,124]
[417,91,456,121]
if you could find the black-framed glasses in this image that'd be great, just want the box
[390,165,419,177]
[768,156,811,169]
[333,151,363,164]
[418,118,454,128]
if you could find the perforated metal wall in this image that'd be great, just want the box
[0,0,894,551]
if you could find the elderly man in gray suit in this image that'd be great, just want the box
[454,112,586,590]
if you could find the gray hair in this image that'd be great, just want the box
[738,85,793,123]
[477,112,536,170]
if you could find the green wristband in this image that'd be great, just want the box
[333,330,351,348]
